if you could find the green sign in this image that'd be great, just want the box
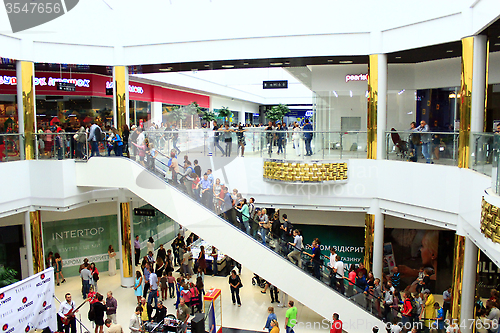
[43,214,119,278]
[295,224,365,268]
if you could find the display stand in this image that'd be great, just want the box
[203,288,222,333]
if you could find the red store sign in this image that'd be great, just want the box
[0,71,209,108]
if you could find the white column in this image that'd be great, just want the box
[471,35,488,133]
[372,208,384,280]
[24,212,34,276]
[239,110,245,125]
[151,102,163,126]
[376,54,388,160]
[460,237,478,333]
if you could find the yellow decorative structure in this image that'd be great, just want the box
[367,55,378,160]
[263,160,348,183]
[364,214,374,272]
[29,210,44,273]
[480,198,500,243]
[20,61,35,160]
[458,37,473,169]
[114,66,127,135]
[120,202,133,278]
[451,235,465,322]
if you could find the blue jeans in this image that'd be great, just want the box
[214,138,224,156]
[115,145,123,156]
[243,220,250,234]
[422,142,431,163]
[82,279,90,298]
[305,138,312,155]
[148,289,158,307]
[212,258,218,275]
[173,138,180,153]
[313,261,321,280]
[90,141,99,157]
[261,228,268,245]
[286,326,295,333]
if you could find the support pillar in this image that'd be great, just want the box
[470,35,489,134]
[367,54,386,159]
[458,37,474,168]
[372,209,384,280]
[239,110,245,125]
[24,210,44,275]
[364,214,375,272]
[451,235,466,321]
[460,237,478,333]
[376,54,388,160]
[113,66,129,135]
[151,102,163,127]
[16,61,36,160]
[119,202,134,287]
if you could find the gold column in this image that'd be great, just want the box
[29,211,44,273]
[120,202,133,278]
[451,235,465,321]
[458,37,474,168]
[364,214,375,272]
[367,55,378,159]
[483,40,490,133]
[20,61,35,160]
[114,66,127,135]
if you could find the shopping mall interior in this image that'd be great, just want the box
[1,1,500,333]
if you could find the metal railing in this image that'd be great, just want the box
[0,133,24,162]
[34,132,89,160]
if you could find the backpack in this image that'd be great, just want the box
[410,299,419,315]
[94,126,102,142]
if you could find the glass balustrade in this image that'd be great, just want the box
[385,130,459,166]
[0,133,24,162]
[34,132,88,160]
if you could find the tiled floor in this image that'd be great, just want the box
[54,265,329,333]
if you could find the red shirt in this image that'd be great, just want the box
[331,320,342,333]
[402,299,412,316]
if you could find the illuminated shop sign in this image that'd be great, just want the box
[0,75,90,87]
[345,73,368,83]
[105,81,144,94]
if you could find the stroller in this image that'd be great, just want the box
[252,274,267,288]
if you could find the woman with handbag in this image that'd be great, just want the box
[111,127,123,156]
[89,262,99,292]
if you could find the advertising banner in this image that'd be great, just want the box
[295,224,365,267]
[0,267,56,333]
[43,215,119,277]
[384,228,454,293]
[477,251,500,298]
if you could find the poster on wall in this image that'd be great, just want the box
[0,267,57,333]
[295,224,365,268]
[384,228,454,294]
[42,215,119,278]
[477,252,500,298]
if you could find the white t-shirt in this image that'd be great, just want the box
[334,261,344,278]
[329,253,337,268]
[390,324,402,333]
[446,324,460,333]
[293,235,303,250]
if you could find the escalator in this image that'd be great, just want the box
[75,157,385,333]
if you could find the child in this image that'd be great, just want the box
[189,282,200,315]
[197,266,205,284]
[167,271,176,298]
[160,271,168,301]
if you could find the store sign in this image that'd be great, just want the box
[106,81,144,94]
[0,75,90,87]
[56,82,76,92]
[305,110,314,117]
[134,208,155,216]
[263,80,288,89]
[345,73,368,83]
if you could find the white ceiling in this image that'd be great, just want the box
[133,68,313,105]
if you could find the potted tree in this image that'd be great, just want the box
[266,104,290,125]
[0,265,18,288]
[217,107,233,124]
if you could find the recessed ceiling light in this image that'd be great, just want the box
[395,56,402,59]
[243,62,249,66]
[270,62,283,66]
[284,61,290,65]
[327,59,334,63]
[159,67,172,71]
[339,60,353,64]
[446,50,454,53]
[204,64,210,68]
[191,68,198,72]
[221,65,234,68]
[495,43,500,46]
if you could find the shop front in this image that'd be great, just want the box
[0,70,209,133]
